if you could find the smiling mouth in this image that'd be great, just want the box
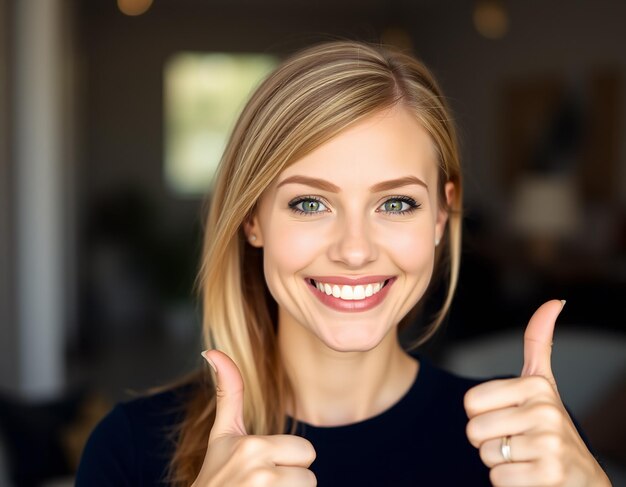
[306,278,392,301]
[304,276,396,312]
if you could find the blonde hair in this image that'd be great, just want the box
[166,39,463,485]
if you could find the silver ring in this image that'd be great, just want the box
[501,435,513,463]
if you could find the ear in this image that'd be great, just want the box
[435,181,456,245]
[243,212,264,247]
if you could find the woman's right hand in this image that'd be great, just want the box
[192,350,317,487]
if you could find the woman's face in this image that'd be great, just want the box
[246,104,455,352]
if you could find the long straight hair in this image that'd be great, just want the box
[166,39,463,485]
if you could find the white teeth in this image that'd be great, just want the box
[353,285,365,300]
[312,279,388,300]
[332,285,341,298]
[341,285,354,300]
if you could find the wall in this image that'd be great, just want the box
[0,0,18,393]
[412,0,626,220]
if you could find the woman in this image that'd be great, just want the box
[77,40,611,486]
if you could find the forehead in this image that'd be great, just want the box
[276,104,439,189]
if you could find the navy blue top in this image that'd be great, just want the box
[76,353,592,486]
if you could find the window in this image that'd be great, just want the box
[164,52,279,195]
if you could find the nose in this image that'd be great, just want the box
[327,212,378,268]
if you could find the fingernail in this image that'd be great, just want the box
[560,299,567,310]
[201,350,217,374]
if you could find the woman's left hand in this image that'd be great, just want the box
[464,300,612,486]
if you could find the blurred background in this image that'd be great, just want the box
[0,0,625,485]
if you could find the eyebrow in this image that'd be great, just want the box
[276,175,428,193]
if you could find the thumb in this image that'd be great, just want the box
[521,299,566,388]
[202,349,248,441]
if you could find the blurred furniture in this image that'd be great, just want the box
[0,389,108,487]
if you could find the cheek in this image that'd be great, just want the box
[384,221,434,273]
[263,221,318,273]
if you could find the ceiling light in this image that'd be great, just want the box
[117,0,153,16]
[473,0,509,39]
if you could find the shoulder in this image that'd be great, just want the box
[76,381,198,486]
[415,351,515,397]
[119,382,196,437]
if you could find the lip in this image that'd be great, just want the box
[305,275,394,286]
[305,276,397,312]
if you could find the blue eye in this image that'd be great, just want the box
[288,195,421,216]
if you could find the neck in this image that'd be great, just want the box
[278,311,419,427]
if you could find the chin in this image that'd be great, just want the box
[320,329,386,353]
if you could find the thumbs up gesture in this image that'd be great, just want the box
[464,300,612,486]
[191,350,317,487]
